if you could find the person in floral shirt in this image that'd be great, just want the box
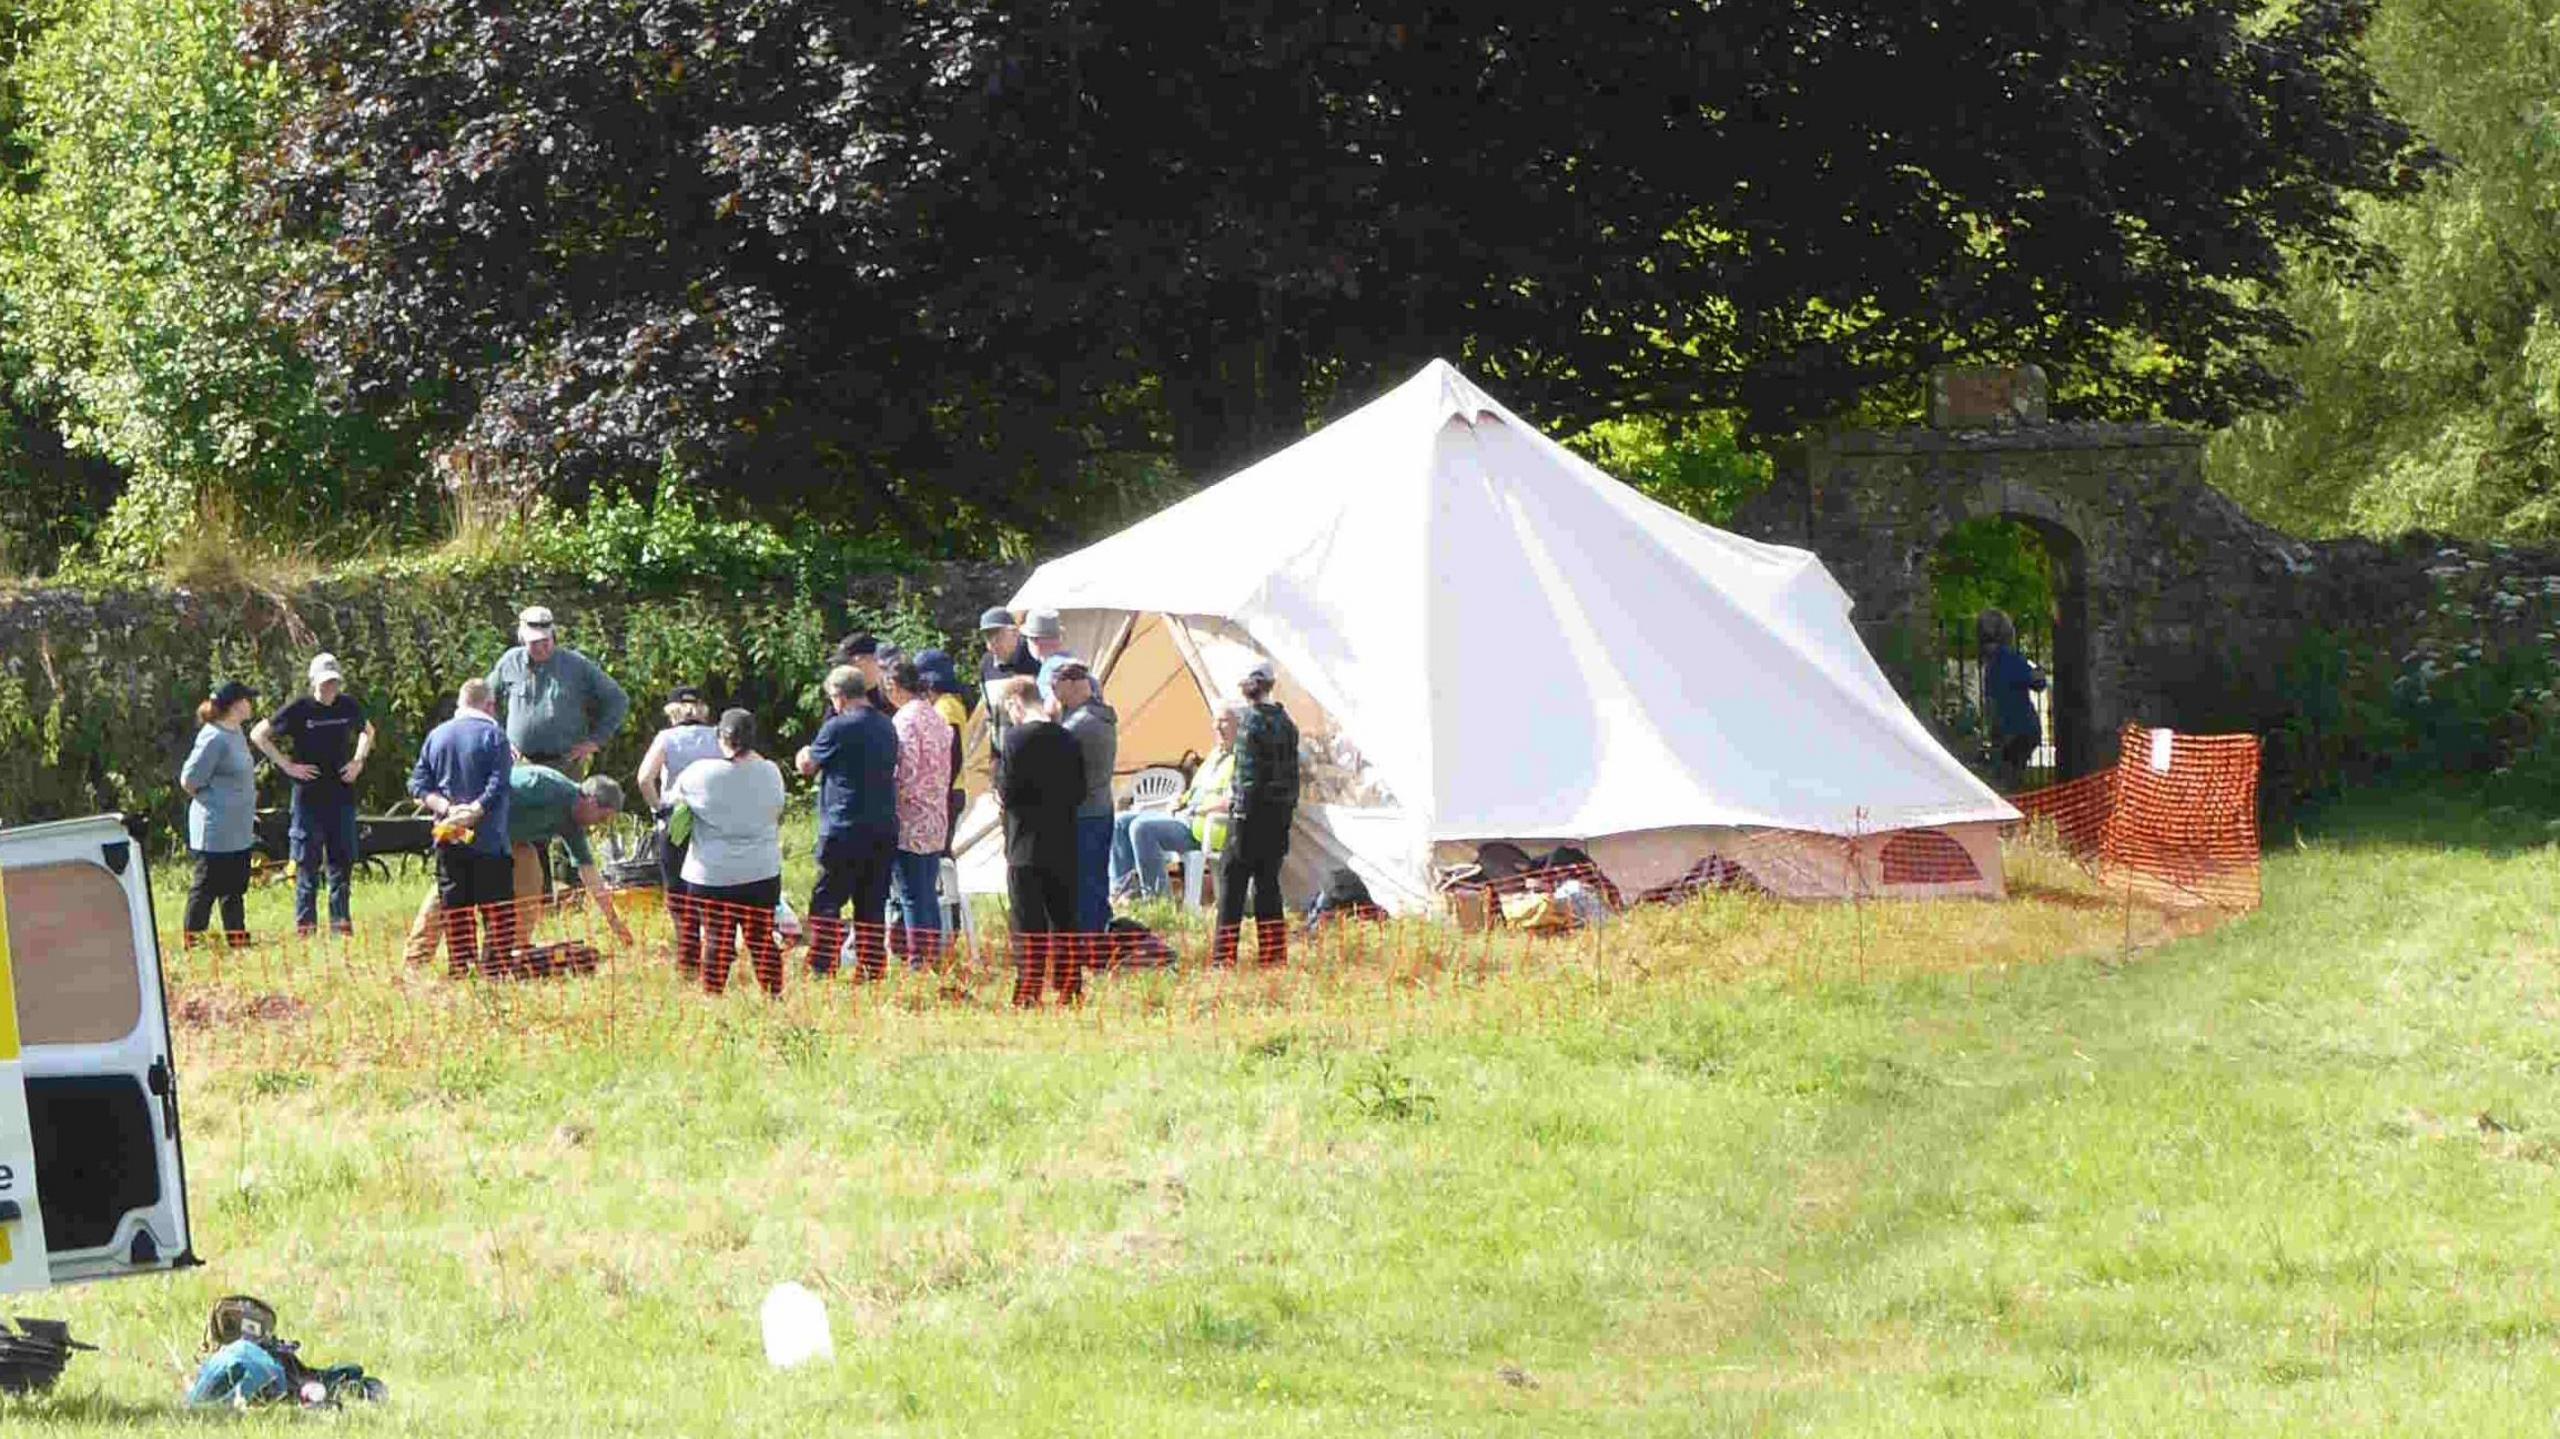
[886,660,956,963]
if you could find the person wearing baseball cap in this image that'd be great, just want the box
[1213,658,1299,969]
[977,607,1041,688]
[1045,657,1118,934]
[797,664,900,979]
[251,653,377,936]
[179,679,262,947]
[485,603,630,771]
[1025,610,1105,708]
[825,632,897,715]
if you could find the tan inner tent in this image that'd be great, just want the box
[955,612,1427,909]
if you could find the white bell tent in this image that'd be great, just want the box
[953,360,2019,909]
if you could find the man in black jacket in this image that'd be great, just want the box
[1215,660,1300,968]
[992,676,1086,1005]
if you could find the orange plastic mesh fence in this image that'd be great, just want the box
[2005,725,2263,912]
[154,728,2260,1069]
[2009,768,2118,858]
[2098,726,2262,911]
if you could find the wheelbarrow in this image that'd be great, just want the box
[249,806,440,883]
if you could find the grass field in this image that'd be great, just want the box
[6,783,2558,1434]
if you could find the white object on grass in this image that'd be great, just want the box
[761,1282,834,1369]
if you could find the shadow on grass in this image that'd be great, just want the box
[2286,773,2560,857]
[0,1391,223,1426]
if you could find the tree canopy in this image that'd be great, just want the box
[0,0,417,569]
[2210,0,2560,542]
[245,0,2424,553]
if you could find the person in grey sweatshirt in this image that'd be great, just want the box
[179,680,261,946]
[1045,656,1118,933]
[484,603,630,770]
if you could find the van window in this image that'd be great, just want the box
[3,864,144,1046]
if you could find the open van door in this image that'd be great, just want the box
[0,816,194,1294]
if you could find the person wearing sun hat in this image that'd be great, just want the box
[484,603,630,771]
[179,679,262,947]
[251,652,377,936]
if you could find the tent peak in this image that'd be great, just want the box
[1416,358,1502,428]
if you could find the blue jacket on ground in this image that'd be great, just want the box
[409,712,513,855]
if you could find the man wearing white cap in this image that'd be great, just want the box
[252,652,376,936]
[485,604,631,771]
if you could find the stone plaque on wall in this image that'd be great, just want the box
[1929,364,2049,429]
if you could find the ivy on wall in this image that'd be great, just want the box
[0,563,988,844]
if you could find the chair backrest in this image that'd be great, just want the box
[1126,767,1186,812]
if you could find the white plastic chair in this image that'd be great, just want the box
[937,857,975,950]
[1126,766,1186,813]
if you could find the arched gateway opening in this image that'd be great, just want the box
[1926,514,2093,785]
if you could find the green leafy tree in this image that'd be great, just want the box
[0,0,421,570]
[254,0,2421,553]
[2211,0,2560,540]
[1565,414,1771,525]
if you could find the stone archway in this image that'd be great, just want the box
[1733,420,2307,783]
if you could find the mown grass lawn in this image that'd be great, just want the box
[7,782,2558,1435]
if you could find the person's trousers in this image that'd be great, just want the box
[183,848,253,943]
[657,819,700,977]
[289,790,358,933]
[1996,731,2039,790]
[692,876,784,996]
[1111,811,1199,900]
[510,842,553,942]
[1213,822,1289,968]
[1074,814,1114,931]
[434,847,516,977]
[808,828,895,979]
[888,849,944,965]
[1007,862,1081,1006]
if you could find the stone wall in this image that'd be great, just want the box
[1734,423,2560,790]
[0,559,1030,833]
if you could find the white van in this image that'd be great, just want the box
[0,815,195,1294]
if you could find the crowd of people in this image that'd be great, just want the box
[179,598,1300,1003]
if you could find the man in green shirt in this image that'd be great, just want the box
[400,763,634,964]
[506,764,634,946]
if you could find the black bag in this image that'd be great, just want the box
[1306,867,1388,930]
[1472,842,1534,883]
[1102,917,1177,970]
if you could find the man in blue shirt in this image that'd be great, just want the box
[408,678,516,976]
[795,664,899,979]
